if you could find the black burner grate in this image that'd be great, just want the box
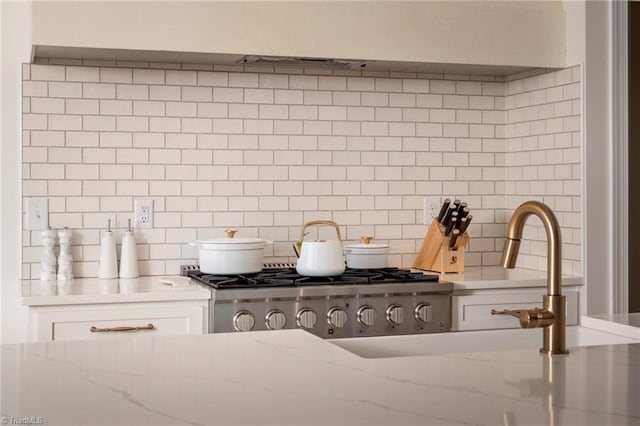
[187,267,438,289]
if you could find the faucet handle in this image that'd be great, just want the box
[491,308,521,318]
[491,308,555,329]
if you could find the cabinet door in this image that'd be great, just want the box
[452,291,579,331]
[31,301,208,342]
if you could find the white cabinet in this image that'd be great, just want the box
[452,289,579,331]
[29,301,208,342]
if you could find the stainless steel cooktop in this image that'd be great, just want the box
[183,265,453,339]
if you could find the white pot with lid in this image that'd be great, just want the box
[344,236,390,269]
[190,230,271,275]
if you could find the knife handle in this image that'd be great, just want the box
[449,229,460,249]
[445,217,457,236]
[459,214,472,234]
[459,206,470,219]
[437,198,451,223]
[441,205,456,225]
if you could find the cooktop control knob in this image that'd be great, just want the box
[265,309,287,330]
[357,305,376,327]
[414,303,433,324]
[327,307,348,328]
[296,308,318,329]
[385,304,406,326]
[233,310,255,332]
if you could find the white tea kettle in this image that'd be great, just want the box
[293,220,346,277]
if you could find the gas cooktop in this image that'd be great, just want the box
[183,265,451,339]
[185,266,439,289]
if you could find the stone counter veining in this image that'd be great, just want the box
[1,329,638,425]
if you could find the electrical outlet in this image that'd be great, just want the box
[423,196,441,225]
[27,198,49,230]
[134,199,153,229]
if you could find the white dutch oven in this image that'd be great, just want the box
[190,230,270,275]
[293,221,345,277]
[344,237,390,269]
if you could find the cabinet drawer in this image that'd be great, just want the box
[53,315,188,341]
[30,302,208,342]
[452,291,578,331]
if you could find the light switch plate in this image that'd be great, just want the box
[27,197,49,230]
[423,196,441,225]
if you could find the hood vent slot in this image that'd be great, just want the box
[239,55,366,69]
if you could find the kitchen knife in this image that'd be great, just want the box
[459,207,470,219]
[441,205,457,226]
[437,198,451,223]
[458,214,472,234]
[452,199,461,212]
[456,202,468,216]
[445,217,457,236]
[449,229,460,249]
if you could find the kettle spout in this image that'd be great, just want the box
[292,242,302,258]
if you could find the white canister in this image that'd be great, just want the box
[344,237,390,269]
[98,220,118,279]
[119,220,139,279]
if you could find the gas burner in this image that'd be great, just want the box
[186,267,438,289]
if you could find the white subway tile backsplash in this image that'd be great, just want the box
[402,79,429,93]
[100,68,132,84]
[302,90,331,105]
[48,82,81,98]
[133,69,165,84]
[289,75,317,90]
[31,98,64,114]
[20,63,581,277]
[275,89,304,105]
[197,71,228,87]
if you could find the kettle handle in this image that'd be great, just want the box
[293,220,343,258]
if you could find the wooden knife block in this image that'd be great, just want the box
[413,219,469,273]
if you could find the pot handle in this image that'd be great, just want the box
[293,220,343,258]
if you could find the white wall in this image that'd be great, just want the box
[1,1,32,344]
[32,1,567,68]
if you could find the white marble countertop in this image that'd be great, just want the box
[1,329,638,425]
[19,266,584,307]
[21,276,211,306]
[582,313,640,339]
[441,266,583,290]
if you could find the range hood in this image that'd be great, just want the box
[31,2,568,73]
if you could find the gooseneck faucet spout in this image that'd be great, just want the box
[492,201,568,355]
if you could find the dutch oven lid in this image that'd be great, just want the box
[344,236,389,249]
[197,230,267,245]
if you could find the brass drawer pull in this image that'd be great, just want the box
[90,323,155,333]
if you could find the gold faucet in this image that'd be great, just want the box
[491,201,568,355]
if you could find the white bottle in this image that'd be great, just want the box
[119,219,139,279]
[57,227,74,281]
[40,228,57,281]
[98,219,118,279]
